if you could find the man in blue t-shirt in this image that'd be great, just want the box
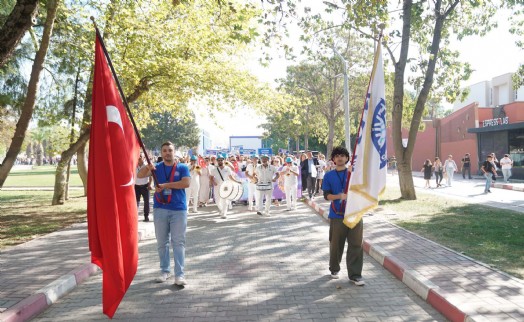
[138,141,190,286]
[321,146,365,286]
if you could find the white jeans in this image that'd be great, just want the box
[186,181,200,212]
[213,185,230,217]
[284,184,297,210]
[445,168,454,186]
[247,182,257,209]
[256,189,273,214]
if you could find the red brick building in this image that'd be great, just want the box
[386,101,524,179]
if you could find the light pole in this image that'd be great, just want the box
[333,46,350,152]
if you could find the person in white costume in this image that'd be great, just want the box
[255,154,279,217]
[198,156,213,207]
[210,154,240,219]
[282,156,299,211]
[245,154,259,211]
[185,155,201,213]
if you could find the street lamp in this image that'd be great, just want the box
[333,46,350,152]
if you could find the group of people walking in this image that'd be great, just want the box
[420,152,514,191]
[134,142,365,288]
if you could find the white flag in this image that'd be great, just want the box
[344,42,387,229]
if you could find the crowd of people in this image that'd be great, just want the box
[135,142,365,287]
[418,152,514,191]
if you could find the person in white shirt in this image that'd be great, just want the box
[282,157,299,211]
[198,156,213,207]
[210,154,240,219]
[443,155,458,187]
[255,154,280,217]
[500,154,513,183]
[135,152,152,222]
[245,155,259,211]
[185,155,201,213]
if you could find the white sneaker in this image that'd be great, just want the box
[349,276,366,286]
[174,276,187,286]
[156,272,172,283]
[220,214,227,219]
[263,212,271,217]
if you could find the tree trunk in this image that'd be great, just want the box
[52,129,90,205]
[397,160,415,199]
[0,0,59,188]
[35,142,43,165]
[391,0,416,200]
[77,142,88,195]
[0,0,39,68]
[392,0,448,200]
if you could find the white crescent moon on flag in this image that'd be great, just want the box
[106,105,124,133]
[106,105,134,187]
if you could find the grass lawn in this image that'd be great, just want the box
[4,165,83,187]
[379,186,524,279]
[0,190,87,249]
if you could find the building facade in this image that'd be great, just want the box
[387,73,524,180]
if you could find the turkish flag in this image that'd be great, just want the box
[87,35,139,318]
[198,156,207,168]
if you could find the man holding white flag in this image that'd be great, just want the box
[322,146,365,285]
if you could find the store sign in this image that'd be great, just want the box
[483,117,509,127]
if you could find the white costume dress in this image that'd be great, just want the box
[210,165,233,218]
[185,166,200,212]
[245,162,258,210]
[283,164,299,210]
[255,164,278,216]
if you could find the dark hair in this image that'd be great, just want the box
[331,146,350,161]
[161,141,174,148]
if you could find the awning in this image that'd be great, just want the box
[467,121,524,133]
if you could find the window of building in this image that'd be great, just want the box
[508,128,524,167]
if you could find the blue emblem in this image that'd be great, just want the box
[371,98,387,169]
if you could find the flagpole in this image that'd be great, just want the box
[90,17,160,187]
[344,25,385,195]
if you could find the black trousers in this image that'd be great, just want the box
[329,218,364,279]
[134,184,150,218]
[462,166,471,179]
[301,174,308,192]
[306,175,316,198]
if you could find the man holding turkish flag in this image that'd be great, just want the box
[87,34,140,318]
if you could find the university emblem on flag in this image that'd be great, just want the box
[371,98,387,169]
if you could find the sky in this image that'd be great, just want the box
[197,5,523,148]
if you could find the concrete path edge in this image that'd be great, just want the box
[0,225,155,322]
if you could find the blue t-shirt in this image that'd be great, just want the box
[153,162,190,211]
[322,168,348,219]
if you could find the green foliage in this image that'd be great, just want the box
[3,0,278,151]
[508,2,524,88]
[140,110,200,152]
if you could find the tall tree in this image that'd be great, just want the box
[0,0,39,67]
[50,0,277,204]
[141,110,200,152]
[319,0,498,199]
[0,0,60,187]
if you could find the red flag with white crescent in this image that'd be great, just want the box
[198,155,207,168]
[87,35,139,318]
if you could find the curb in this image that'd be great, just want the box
[304,199,472,322]
[492,182,524,192]
[0,264,99,322]
[0,224,156,322]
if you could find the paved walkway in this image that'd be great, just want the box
[0,176,523,321]
[2,203,444,321]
